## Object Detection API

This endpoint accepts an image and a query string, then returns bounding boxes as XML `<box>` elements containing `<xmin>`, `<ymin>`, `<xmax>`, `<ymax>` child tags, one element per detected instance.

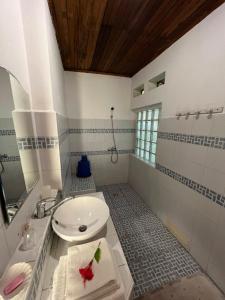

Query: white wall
<box><xmin>0</xmin><ymin>0</ymin><xmax>66</xmax><ymax>273</ymax></box>
<box><xmin>20</xmin><ymin>0</ymin><xmax>53</xmax><ymax>111</ymax></box>
<box><xmin>131</xmin><ymin>3</ymin><xmax>225</xmax><ymax>117</ymax></box>
<box><xmin>65</xmin><ymin>72</ymin><xmax>135</xmax><ymax>120</ymax></box>
<box><xmin>43</xmin><ymin>0</ymin><xmax>69</xmax><ymax>186</ymax></box>
<box><xmin>64</xmin><ymin>72</ymin><xmax>135</xmax><ymax>186</ymax></box>
<box><xmin>44</xmin><ymin>0</ymin><xmax>66</xmax><ymax>116</ymax></box>
<box><xmin>20</xmin><ymin>0</ymin><xmax>68</xmax><ymax>189</ymax></box>
<box><xmin>10</xmin><ymin>74</ymin><xmax>30</xmax><ymax>110</ymax></box>
<box><xmin>0</xmin><ymin>0</ymin><xmax>30</xmax><ymax>95</ymax></box>
<box><xmin>129</xmin><ymin>3</ymin><xmax>225</xmax><ymax>294</ymax></box>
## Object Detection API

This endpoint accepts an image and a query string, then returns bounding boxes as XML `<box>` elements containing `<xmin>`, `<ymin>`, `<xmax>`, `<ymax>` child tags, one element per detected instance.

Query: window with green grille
<box><xmin>135</xmin><ymin>106</ymin><xmax>160</xmax><ymax>166</ymax></box>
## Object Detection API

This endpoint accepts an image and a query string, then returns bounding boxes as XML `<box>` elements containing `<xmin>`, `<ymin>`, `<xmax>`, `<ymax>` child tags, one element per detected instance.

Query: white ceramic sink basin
<box><xmin>52</xmin><ymin>196</ymin><xmax>109</xmax><ymax>242</ymax></box>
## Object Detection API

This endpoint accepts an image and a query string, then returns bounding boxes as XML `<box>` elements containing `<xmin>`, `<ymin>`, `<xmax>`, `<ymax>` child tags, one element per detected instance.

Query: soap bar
<box><xmin>3</xmin><ymin>273</ymin><xmax>26</xmax><ymax>295</ymax></box>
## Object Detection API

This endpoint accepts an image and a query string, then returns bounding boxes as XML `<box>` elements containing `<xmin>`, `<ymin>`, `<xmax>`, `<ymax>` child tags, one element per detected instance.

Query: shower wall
<box><xmin>64</xmin><ymin>72</ymin><xmax>135</xmax><ymax>186</ymax></box>
<box><xmin>129</xmin><ymin>4</ymin><xmax>225</xmax><ymax>294</ymax></box>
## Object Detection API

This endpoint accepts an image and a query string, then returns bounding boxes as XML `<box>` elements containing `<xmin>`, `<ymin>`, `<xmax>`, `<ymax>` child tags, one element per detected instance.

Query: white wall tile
<box><xmin>175</xmin><ymin>159</ymin><xmax>205</xmax><ymax>183</ymax></box>
<box><xmin>19</xmin><ymin>150</ymin><xmax>39</xmax><ymax>172</ymax></box>
<box><xmin>115</xmin><ymin>133</ymin><xmax>135</xmax><ymax>150</ymax></box>
<box><xmin>190</xmin><ymin>213</ymin><xmax>217</xmax><ymax>270</ymax></box>
<box><xmin>191</xmin><ymin>115</ymin><xmax>213</xmax><ymax>136</ymax></box>
<box><xmin>34</xmin><ymin>112</ymin><xmax>58</xmax><ymax>136</ymax></box>
<box><xmin>189</xmin><ymin>192</ymin><xmax>221</xmax><ymax>224</ymax></box>
<box><xmin>173</xmin><ymin>118</ymin><xmax>193</xmax><ymax>134</ymax></box>
<box><xmin>156</xmin><ymin>139</ymin><xmax>176</xmax><ymax>169</ymax></box>
<box><xmin>176</xmin><ymin>143</ymin><xmax>208</xmax><ymax>166</ymax></box>
<box><xmin>210</xmin><ymin>113</ymin><xmax>225</xmax><ymax>137</ymax></box>
<box><xmin>202</xmin><ymin>166</ymin><xmax>225</xmax><ymax>195</ymax></box>
<box><xmin>129</xmin><ymin>153</ymin><xmax>225</xmax><ymax>290</ymax></box>
<box><xmin>207</xmin><ymin>218</ymin><xmax>225</xmax><ymax>293</ymax></box>
<box><xmin>12</xmin><ymin>111</ymin><xmax>34</xmax><ymax>137</ymax></box>
<box><xmin>42</xmin><ymin>170</ymin><xmax>62</xmax><ymax>190</ymax></box>
<box><xmin>205</xmin><ymin>147</ymin><xmax>225</xmax><ymax>175</ymax></box>
<box><xmin>38</xmin><ymin>148</ymin><xmax>61</xmax><ymax>171</ymax></box>
<box><xmin>91</xmin><ymin>154</ymin><xmax>129</xmax><ymax>186</ymax></box>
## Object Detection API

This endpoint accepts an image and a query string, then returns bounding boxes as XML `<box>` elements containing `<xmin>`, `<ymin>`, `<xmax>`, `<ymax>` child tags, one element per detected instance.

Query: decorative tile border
<box><xmin>156</xmin><ymin>163</ymin><xmax>225</xmax><ymax>208</ymax></box>
<box><xmin>158</xmin><ymin>132</ymin><xmax>225</xmax><ymax>150</ymax></box>
<box><xmin>0</xmin><ymin>129</ymin><xmax>16</xmax><ymax>136</ymax></box>
<box><xmin>17</xmin><ymin>137</ymin><xmax>59</xmax><ymax>150</ymax></box>
<box><xmin>25</xmin><ymin>224</ymin><xmax>52</xmax><ymax>300</ymax></box>
<box><xmin>69</xmin><ymin>128</ymin><xmax>136</xmax><ymax>134</ymax></box>
<box><xmin>71</xmin><ymin>149</ymin><xmax>134</xmax><ymax>156</ymax></box>
<box><xmin>59</xmin><ymin>129</ymin><xmax>69</xmax><ymax>145</ymax></box>
<box><xmin>1</xmin><ymin>155</ymin><xmax>20</xmax><ymax>162</ymax></box>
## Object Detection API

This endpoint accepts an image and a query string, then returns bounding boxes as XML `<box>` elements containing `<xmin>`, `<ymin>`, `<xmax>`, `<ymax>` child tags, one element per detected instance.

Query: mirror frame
<box><xmin>0</xmin><ymin>176</ymin><xmax>9</xmax><ymax>224</ymax></box>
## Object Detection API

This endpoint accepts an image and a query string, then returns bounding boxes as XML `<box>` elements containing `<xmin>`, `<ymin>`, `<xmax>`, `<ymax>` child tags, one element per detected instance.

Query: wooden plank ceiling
<box><xmin>48</xmin><ymin>0</ymin><xmax>225</xmax><ymax>77</ymax></box>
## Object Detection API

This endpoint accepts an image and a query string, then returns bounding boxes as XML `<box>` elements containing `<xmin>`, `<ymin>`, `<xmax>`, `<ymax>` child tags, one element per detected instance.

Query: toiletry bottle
<box><xmin>20</xmin><ymin>222</ymin><xmax>36</xmax><ymax>251</ymax></box>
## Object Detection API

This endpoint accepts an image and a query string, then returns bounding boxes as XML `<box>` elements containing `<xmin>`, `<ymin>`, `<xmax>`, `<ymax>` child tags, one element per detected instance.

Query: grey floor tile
<box><xmin>98</xmin><ymin>183</ymin><xmax>201</xmax><ymax>298</ymax></box>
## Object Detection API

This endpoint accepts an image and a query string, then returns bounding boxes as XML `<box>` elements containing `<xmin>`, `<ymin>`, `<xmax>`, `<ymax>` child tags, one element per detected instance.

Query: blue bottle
<box><xmin>76</xmin><ymin>155</ymin><xmax>91</xmax><ymax>178</ymax></box>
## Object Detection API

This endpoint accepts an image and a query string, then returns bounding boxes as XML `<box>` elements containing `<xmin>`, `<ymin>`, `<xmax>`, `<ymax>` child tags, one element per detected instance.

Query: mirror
<box><xmin>0</xmin><ymin>67</ymin><xmax>39</xmax><ymax>223</ymax></box>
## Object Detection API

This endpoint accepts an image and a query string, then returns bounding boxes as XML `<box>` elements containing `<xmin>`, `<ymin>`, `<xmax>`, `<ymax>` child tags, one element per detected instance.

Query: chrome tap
<box><xmin>107</xmin><ymin>146</ymin><xmax>116</xmax><ymax>152</ymax></box>
<box><xmin>36</xmin><ymin>197</ymin><xmax>55</xmax><ymax>219</ymax></box>
<box><xmin>36</xmin><ymin>196</ymin><xmax>73</xmax><ymax>219</ymax></box>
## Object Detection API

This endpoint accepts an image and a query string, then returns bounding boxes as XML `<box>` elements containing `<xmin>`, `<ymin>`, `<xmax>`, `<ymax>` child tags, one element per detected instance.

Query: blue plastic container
<box><xmin>76</xmin><ymin>155</ymin><xmax>91</xmax><ymax>178</ymax></box>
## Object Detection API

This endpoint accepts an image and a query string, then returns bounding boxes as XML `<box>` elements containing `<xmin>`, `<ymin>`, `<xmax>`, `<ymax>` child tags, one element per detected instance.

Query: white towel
<box><xmin>103</xmin><ymin>283</ymin><xmax>125</xmax><ymax>300</ymax></box>
<box><xmin>52</xmin><ymin>255</ymin><xmax>67</xmax><ymax>300</ymax></box>
<box><xmin>51</xmin><ymin>244</ymin><xmax>125</xmax><ymax>300</ymax></box>
<box><xmin>97</xmin><ymin>259</ymin><xmax>125</xmax><ymax>300</ymax></box>
<box><xmin>66</xmin><ymin>238</ymin><xmax>120</xmax><ymax>300</ymax></box>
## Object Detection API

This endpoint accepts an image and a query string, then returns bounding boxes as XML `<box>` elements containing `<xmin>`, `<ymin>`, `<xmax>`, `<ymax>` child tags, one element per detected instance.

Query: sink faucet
<box><xmin>36</xmin><ymin>196</ymin><xmax>73</xmax><ymax>219</ymax></box>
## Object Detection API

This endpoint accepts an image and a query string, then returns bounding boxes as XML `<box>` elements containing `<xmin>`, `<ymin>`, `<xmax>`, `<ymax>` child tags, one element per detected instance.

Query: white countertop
<box><xmin>40</xmin><ymin>192</ymin><xmax>134</xmax><ymax>300</ymax></box>
<box><xmin>1</xmin><ymin>215</ymin><xmax>52</xmax><ymax>300</ymax></box>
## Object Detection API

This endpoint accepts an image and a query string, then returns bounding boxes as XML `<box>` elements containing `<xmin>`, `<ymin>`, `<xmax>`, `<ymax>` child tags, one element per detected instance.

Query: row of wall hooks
<box><xmin>176</xmin><ymin>107</ymin><xmax>224</xmax><ymax>120</ymax></box>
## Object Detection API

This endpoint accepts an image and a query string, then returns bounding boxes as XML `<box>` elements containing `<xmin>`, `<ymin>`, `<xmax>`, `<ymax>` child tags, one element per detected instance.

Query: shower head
<box><xmin>110</xmin><ymin>107</ymin><xmax>114</xmax><ymax>118</ymax></box>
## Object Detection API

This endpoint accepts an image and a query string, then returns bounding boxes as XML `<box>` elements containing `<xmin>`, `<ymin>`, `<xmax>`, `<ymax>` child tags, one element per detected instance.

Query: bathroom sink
<box><xmin>52</xmin><ymin>196</ymin><xmax>110</xmax><ymax>242</ymax></box>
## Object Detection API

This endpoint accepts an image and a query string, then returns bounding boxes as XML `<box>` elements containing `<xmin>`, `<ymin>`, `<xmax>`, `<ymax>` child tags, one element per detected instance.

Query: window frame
<box><xmin>135</xmin><ymin>105</ymin><xmax>161</xmax><ymax>167</ymax></box>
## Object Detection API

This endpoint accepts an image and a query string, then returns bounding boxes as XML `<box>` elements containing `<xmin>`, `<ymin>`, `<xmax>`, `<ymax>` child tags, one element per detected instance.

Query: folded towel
<box><xmin>66</xmin><ymin>238</ymin><xmax>120</xmax><ymax>300</ymax></box>
<box><xmin>51</xmin><ymin>242</ymin><xmax>125</xmax><ymax>300</ymax></box>
<box><xmin>98</xmin><ymin>258</ymin><xmax>125</xmax><ymax>300</ymax></box>
<box><xmin>103</xmin><ymin>281</ymin><xmax>125</xmax><ymax>300</ymax></box>
<box><xmin>52</xmin><ymin>255</ymin><xmax>67</xmax><ymax>300</ymax></box>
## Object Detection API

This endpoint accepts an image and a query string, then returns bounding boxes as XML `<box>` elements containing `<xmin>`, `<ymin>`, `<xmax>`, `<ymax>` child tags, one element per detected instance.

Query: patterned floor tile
<box><xmin>97</xmin><ymin>183</ymin><xmax>201</xmax><ymax>298</ymax></box>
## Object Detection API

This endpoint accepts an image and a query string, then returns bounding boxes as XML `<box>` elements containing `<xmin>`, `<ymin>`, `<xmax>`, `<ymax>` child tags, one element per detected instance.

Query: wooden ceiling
<box><xmin>48</xmin><ymin>0</ymin><xmax>225</xmax><ymax>77</ymax></box>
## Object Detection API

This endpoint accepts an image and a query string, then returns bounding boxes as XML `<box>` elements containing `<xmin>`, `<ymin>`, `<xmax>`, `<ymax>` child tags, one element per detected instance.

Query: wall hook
<box><xmin>207</xmin><ymin>109</ymin><xmax>213</xmax><ymax>119</ymax></box>
<box><xmin>195</xmin><ymin>111</ymin><xmax>200</xmax><ymax>119</ymax></box>
<box><xmin>176</xmin><ymin>113</ymin><xmax>181</xmax><ymax>120</ymax></box>
<box><xmin>185</xmin><ymin>112</ymin><xmax>190</xmax><ymax>120</ymax></box>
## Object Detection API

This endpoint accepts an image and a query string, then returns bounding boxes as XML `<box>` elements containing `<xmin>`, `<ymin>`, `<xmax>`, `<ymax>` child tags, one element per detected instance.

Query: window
<box><xmin>135</xmin><ymin>106</ymin><xmax>160</xmax><ymax>166</ymax></box>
